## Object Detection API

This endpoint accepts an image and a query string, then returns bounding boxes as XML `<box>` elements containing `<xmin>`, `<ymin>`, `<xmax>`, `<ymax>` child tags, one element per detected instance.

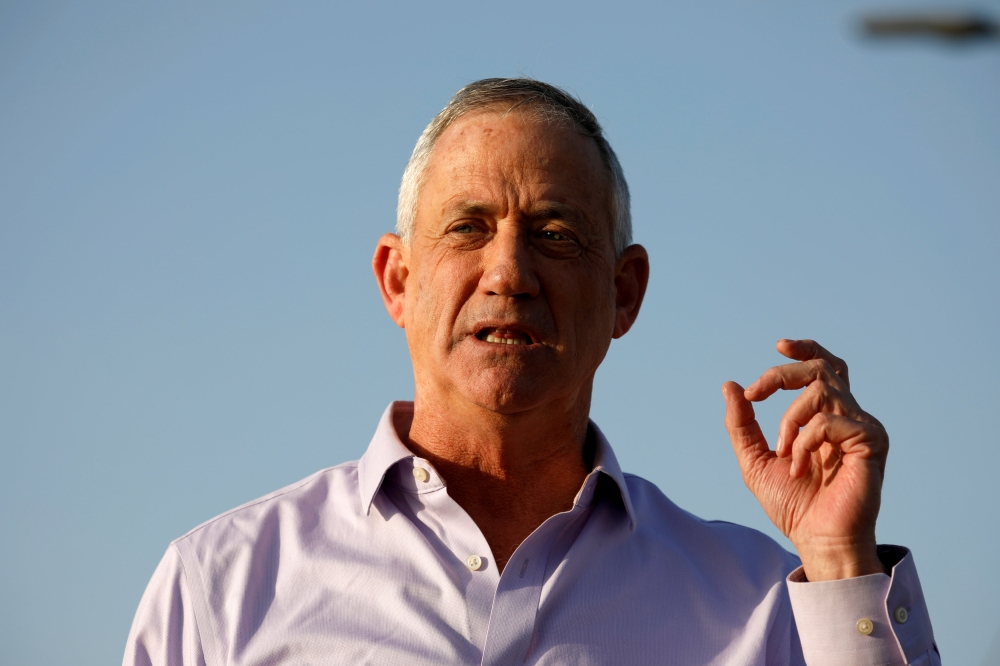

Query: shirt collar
<box><xmin>358</xmin><ymin>401</ymin><xmax>637</xmax><ymax>530</ymax></box>
<box><xmin>587</xmin><ymin>420</ymin><xmax>638</xmax><ymax>530</ymax></box>
<box><xmin>358</xmin><ymin>402</ymin><xmax>416</xmax><ymax>515</ymax></box>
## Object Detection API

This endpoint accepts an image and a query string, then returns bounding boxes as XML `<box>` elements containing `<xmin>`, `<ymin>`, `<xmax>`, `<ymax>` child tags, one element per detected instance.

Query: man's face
<box><xmin>399</xmin><ymin>110</ymin><xmax>625</xmax><ymax>414</ymax></box>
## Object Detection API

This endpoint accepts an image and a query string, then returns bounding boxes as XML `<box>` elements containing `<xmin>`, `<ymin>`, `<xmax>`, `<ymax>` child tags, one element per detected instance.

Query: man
<box><xmin>124</xmin><ymin>79</ymin><xmax>939</xmax><ymax>665</ymax></box>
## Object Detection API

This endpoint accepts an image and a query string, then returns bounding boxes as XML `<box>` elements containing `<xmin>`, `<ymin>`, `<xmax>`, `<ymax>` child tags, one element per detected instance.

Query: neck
<box><xmin>405</xmin><ymin>387</ymin><xmax>594</xmax><ymax>573</ymax></box>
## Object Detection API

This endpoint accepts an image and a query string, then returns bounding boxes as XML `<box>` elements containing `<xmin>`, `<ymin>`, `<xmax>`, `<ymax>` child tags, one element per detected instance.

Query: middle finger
<box><xmin>776</xmin><ymin>379</ymin><xmax>861</xmax><ymax>457</ymax></box>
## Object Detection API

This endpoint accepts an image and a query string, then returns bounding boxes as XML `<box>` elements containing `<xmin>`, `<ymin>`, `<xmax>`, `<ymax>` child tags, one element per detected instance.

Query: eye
<box><xmin>540</xmin><ymin>229</ymin><xmax>573</xmax><ymax>242</ymax></box>
<box><xmin>533</xmin><ymin>225</ymin><xmax>583</xmax><ymax>258</ymax></box>
<box><xmin>452</xmin><ymin>224</ymin><xmax>475</xmax><ymax>234</ymax></box>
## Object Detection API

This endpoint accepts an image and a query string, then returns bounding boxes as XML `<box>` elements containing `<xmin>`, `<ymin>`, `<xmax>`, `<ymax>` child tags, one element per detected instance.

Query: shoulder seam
<box><xmin>172</xmin><ymin>463</ymin><xmax>359</xmax><ymax>543</ymax></box>
<box><xmin>171</xmin><ymin>542</ymin><xmax>221</xmax><ymax>666</ymax></box>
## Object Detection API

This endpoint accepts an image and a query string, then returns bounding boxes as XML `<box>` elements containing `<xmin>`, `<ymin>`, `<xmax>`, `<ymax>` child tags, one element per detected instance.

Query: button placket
<box><xmin>480</xmin><ymin>545</ymin><xmax>547</xmax><ymax>665</ymax></box>
<box><xmin>392</xmin><ymin>459</ymin><xmax>499</xmax><ymax>649</ymax></box>
<box><xmin>413</xmin><ymin>471</ymin><xmax>495</xmax><ymax>575</ymax></box>
<box><xmin>480</xmin><ymin>500</ymin><xmax>592</xmax><ymax>666</ymax></box>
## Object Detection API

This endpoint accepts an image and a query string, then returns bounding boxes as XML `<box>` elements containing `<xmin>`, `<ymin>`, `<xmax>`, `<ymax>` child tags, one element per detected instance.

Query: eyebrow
<box><xmin>446</xmin><ymin>200</ymin><xmax>584</xmax><ymax>224</ymax></box>
<box><xmin>447</xmin><ymin>201</ymin><xmax>498</xmax><ymax>219</ymax></box>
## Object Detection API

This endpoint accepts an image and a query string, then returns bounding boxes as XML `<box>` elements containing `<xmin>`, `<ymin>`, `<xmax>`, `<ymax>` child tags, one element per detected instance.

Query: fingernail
<box><xmin>776</xmin><ymin>436</ymin><xmax>783</xmax><ymax>454</ymax></box>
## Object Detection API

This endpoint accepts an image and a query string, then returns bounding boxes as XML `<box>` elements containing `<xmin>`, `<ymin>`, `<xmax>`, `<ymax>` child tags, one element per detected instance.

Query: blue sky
<box><xmin>1</xmin><ymin>2</ymin><xmax>998</xmax><ymax>664</ymax></box>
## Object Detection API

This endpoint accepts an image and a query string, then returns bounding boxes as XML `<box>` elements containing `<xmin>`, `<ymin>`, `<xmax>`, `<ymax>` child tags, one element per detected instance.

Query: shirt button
<box><xmin>894</xmin><ymin>606</ymin><xmax>908</xmax><ymax>624</ymax></box>
<box><xmin>466</xmin><ymin>554</ymin><xmax>483</xmax><ymax>571</ymax></box>
<box><xmin>412</xmin><ymin>467</ymin><xmax>429</xmax><ymax>483</ymax></box>
<box><xmin>856</xmin><ymin>618</ymin><xmax>874</xmax><ymax>636</ymax></box>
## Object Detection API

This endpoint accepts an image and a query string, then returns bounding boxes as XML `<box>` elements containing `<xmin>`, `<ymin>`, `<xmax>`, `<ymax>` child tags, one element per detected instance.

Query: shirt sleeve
<box><xmin>786</xmin><ymin>546</ymin><xmax>940</xmax><ymax>666</ymax></box>
<box><xmin>123</xmin><ymin>544</ymin><xmax>208</xmax><ymax>666</ymax></box>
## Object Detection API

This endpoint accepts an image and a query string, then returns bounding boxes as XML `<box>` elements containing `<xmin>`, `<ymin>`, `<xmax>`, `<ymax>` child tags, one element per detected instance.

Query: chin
<box><xmin>462</xmin><ymin>367</ymin><xmax>564</xmax><ymax>414</ymax></box>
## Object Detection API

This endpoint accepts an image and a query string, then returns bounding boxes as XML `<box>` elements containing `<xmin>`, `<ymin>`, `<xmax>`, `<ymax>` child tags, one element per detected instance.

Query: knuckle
<box><xmin>807</xmin><ymin>378</ymin><xmax>828</xmax><ymax>395</ymax></box>
<box><xmin>869</xmin><ymin>420</ymin><xmax>889</xmax><ymax>443</ymax></box>
<box><xmin>801</xmin><ymin>359</ymin><xmax>822</xmax><ymax>380</ymax></box>
<box><xmin>801</xmin><ymin>381</ymin><xmax>826</xmax><ymax>410</ymax></box>
<box><xmin>835</xmin><ymin>356</ymin><xmax>849</xmax><ymax>374</ymax></box>
<box><xmin>813</xmin><ymin>412</ymin><xmax>834</xmax><ymax>428</ymax></box>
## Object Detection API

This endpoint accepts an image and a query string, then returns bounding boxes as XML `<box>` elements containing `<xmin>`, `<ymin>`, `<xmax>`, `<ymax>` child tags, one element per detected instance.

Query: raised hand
<box><xmin>722</xmin><ymin>339</ymin><xmax>889</xmax><ymax>581</ymax></box>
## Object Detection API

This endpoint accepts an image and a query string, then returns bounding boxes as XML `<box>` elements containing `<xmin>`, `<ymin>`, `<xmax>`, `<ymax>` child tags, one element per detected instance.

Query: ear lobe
<box><xmin>612</xmin><ymin>244</ymin><xmax>650</xmax><ymax>339</ymax></box>
<box><xmin>373</xmin><ymin>233</ymin><xmax>408</xmax><ymax>328</ymax></box>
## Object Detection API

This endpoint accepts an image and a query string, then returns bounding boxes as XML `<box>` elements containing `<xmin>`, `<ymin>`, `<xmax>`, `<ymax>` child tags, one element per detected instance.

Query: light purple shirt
<box><xmin>124</xmin><ymin>402</ymin><xmax>939</xmax><ymax>665</ymax></box>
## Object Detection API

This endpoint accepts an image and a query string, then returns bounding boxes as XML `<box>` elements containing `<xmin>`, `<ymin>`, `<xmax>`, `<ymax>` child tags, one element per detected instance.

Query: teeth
<box><xmin>485</xmin><ymin>333</ymin><xmax>528</xmax><ymax>345</ymax></box>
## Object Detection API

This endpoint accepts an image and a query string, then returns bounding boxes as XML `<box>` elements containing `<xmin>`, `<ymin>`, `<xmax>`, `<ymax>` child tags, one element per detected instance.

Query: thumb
<box><xmin>722</xmin><ymin>381</ymin><xmax>771</xmax><ymax>483</ymax></box>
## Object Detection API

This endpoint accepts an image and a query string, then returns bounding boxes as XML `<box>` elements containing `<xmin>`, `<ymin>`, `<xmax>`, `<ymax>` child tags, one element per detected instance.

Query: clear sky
<box><xmin>1</xmin><ymin>1</ymin><xmax>998</xmax><ymax>664</ymax></box>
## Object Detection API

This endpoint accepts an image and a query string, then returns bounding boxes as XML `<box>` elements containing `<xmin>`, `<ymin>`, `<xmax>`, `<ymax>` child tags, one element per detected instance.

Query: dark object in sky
<box><xmin>861</xmin><ymin>13</ymin><xmax>998</xmax><ymax>42</ymax></box>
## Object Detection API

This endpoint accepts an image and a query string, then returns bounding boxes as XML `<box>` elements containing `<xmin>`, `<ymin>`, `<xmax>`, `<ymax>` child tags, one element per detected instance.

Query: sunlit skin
<box><xmin>374</xmin><ymin>109</ymin><xmax>888</xmax><ymax>580</ymax></box>
<box><xmin>723</xmin><ymin>340</ymin><xmax>888</xmax><ymax>580</ymax></box>
<box><xmin>374</xmin><ymin>110</ymin><xmax>648</xmax><ymax>571</ymax></box>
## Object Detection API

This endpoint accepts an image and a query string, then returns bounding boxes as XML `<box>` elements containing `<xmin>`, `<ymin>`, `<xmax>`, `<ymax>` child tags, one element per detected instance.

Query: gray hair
<box><xmin>396</xmin><ymin>78</ymin><xmax>632</xmax><ymax>257</ymax></box>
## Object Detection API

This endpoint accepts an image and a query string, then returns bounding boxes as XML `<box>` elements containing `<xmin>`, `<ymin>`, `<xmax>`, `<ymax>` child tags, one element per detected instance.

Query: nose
<box><xmin>480</xmin><ymin>227</ymin><xmax>540</xmax><ymax>298</ymax></box>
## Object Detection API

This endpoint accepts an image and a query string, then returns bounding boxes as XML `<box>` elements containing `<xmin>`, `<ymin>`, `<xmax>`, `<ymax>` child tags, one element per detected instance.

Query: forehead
<box><xmin>420</xmin><ymin>109</ymin><xmax>608</xmax><ymax>213</ymax></box>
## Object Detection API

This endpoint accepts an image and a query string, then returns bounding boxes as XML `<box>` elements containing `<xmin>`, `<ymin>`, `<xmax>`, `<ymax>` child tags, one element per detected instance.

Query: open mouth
<box><xmin>476</xmin><ymin>327</ymin><xmax>534</xmax><ymax>346</ymax></box>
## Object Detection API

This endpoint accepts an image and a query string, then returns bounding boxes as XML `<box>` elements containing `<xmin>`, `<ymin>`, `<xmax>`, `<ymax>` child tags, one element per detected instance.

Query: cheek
<box><xmin>550</xmin><ymin>273</ymin><xmax>614</xmax><ymax>337</ymax></box>
<box><xmin>576</xmin><ymin>279</ymin><xmax>618</xmax><ymax>341</ymax></box>
<box><xmin>408</xmin><ymin>254</ymin><xmax>480</xmax><ymax>339</ymax></box>
<box><xmin>586</xmin><ymin>302</ymin><xmax>616</xmax><ymax>337</ymax></box>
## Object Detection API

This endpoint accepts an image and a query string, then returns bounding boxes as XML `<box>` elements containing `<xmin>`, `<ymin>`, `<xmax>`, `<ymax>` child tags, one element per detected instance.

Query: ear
<box><xmin>612</xmin><ymin>244</ymin><xmax>649</xmax><ymax>339</ymax></box>
<box><xmin>372</xmin><ymin>233</ymin><xmax>408</xmax><ymax>328</ymax></box>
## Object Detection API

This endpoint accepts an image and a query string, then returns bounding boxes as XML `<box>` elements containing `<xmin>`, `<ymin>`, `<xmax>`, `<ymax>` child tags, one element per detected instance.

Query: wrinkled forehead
<box><xmin>420</xmin><ymin>108</ymin><xmax>612</xmax><ymax>218</ymax></box>
<box><xmin>433</xmin><ymin>105</ymin><xmax>599</xmax><ymax>162</ymax></box>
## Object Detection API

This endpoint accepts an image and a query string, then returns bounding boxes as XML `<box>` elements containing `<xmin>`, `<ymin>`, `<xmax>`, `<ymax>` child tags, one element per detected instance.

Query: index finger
<box><xmin>776</xmin><ymin>339</ymin><xmax>850</xmax><ymax>388</ymax></box>
<box><xmin>745</xmin><ymin>358</ymin><xmax>849</xmax><ymax>402</ymax></box>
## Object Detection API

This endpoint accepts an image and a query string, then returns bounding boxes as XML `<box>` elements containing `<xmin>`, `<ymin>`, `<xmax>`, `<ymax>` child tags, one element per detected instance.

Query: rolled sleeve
<box><xmin>787</xmin><ymin>546</ymin><xmax>939</xmax><ymax>666</ymax></box>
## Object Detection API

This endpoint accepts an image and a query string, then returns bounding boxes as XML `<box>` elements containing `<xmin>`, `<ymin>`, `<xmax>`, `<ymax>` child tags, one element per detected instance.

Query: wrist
<box><xmin>795</xmin><ymin>538</ymin><xmax>886</xmax><ymax>582</ymax></box>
